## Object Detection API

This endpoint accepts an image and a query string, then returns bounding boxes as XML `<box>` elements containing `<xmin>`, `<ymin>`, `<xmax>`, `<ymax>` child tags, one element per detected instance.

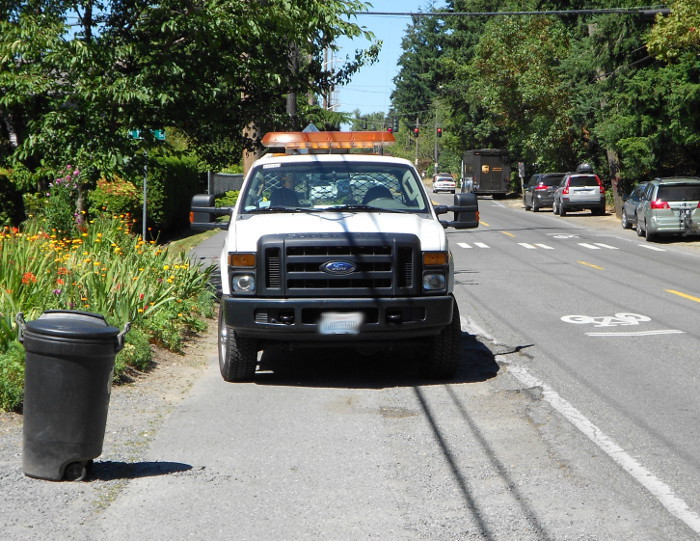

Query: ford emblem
<box><xmin>321</xmin><ymin>260</ymin><xmax>356</xmax><ymax>275</ymax></box>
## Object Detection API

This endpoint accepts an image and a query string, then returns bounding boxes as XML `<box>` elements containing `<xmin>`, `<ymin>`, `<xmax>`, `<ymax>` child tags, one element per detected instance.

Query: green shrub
<box><xmin>216</xmin><ymin>190</ymin><xmax>239</xmax><ymax>208</ymax></box>
<box><xmin>147</xmin><ymin>154</ymin><xmax>203</xmax><ymax>235</ymax></box>
<box><xmin>88</xmin><ymin>176</ymin><xmax>142</xmax><ymax>219</ymax></box>
<box><xmin>114</xmin><ymin>326</ymin><xmax>152</xmax><ymax>380</ymax></box>
<box><xmin>0</xmin><ymin>169</ymin><xmax>25</xmax><ymax>226</ymax></box>
<box><xmin>41</xmin><ymin>165</ymin><xmax>82</xmax><ymax>237</ymax></box>
<box><xmin>0</xmin><ymin>342</ymin><xmax>25</xmax><ymax>412</ymax></box>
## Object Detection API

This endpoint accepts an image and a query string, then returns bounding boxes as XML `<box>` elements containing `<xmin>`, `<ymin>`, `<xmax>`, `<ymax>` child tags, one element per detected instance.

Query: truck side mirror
<box><xmin>434</xmin><ymin>192</ymin><xmax>479</xmax><ymax>229</ymax></box>
<box><xmin>189</xmin><ymin>194</ymin><xmax>232</xmax><ymax>231</ymax></box>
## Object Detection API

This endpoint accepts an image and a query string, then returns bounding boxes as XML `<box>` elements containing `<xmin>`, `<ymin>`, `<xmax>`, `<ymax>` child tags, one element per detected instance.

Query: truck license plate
<box><xmin>319</xmin><ymin>312</ymin><xmax>364</xmax><ymax>335</ymax></box>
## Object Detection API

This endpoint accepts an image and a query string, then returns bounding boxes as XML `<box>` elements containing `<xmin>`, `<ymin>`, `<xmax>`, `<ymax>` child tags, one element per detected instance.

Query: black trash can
<box><xmin>17</xmin><ymin>310</ymin><xmax>130</xmax><ymax>481</ymax></box>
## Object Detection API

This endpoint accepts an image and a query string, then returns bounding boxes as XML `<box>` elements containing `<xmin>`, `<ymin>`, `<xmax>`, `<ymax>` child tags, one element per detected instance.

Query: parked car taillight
<box><xmin>650</xmin><ymin>200</ymin><xmax>670</xmax><ymax>209</ymax></box>
<box><xmin>535</xmin><ymin>184</ymin><xmax>548</xmax><ymax>190</ymax></box>
<box><xmin>562</xmin><ymin>186</ymin><xmax>569</xmax><ymax>195</ymax></box>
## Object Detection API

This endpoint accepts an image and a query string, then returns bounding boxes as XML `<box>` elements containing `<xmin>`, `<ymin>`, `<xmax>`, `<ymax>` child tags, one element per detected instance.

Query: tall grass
<box><xmin>0</xmin><ymin>214</ymin><xmax>216</xmax><ymax>411</ymax></box>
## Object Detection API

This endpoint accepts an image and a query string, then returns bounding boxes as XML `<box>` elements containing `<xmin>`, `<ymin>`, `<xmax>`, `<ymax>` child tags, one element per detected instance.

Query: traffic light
<box><xmin>392</xmin><ymin>117</ymin><xmax>399</xmax><ymax>133</ymax></box>
<box><xmin>413</xmin><ymin>127</ymin><xmax>420</xmax><ymax>138</ymax></box>
<box><xmin>436</xmin><ymin>127</ymin><xmax>443</xmax><ymax>137</ymax></box>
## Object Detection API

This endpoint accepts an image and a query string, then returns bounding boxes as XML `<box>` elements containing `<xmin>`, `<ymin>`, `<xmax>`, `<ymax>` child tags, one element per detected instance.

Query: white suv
<box><xmin>191</xmin><ymin>131</ymin><xmax>479</xmax><ymax>382</ymax></box>
<box><xmin>432</xmin><ymin>173</ymin><xmax>456</xmax><ymax>194</ymax></box>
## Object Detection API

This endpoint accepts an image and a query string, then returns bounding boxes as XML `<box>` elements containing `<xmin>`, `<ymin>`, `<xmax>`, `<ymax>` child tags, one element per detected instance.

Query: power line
<box><xmin>357</xmin><ymin>7</ymin><xmax>670</xmax><ymax>17</ymax></box>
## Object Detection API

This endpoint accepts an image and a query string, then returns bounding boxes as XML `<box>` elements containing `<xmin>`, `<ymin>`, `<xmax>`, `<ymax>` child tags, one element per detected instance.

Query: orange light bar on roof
<box><xmin>261</xmin><ymin>131</ymin><xmax>395</xmax><ymax>150</ymax></box>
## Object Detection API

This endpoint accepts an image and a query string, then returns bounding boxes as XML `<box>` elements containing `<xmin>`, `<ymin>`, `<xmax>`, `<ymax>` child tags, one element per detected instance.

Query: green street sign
<box><xmin>128</xmin><ymin>129</ymin><xmax>166</xmax><ymax>140</ymax></box>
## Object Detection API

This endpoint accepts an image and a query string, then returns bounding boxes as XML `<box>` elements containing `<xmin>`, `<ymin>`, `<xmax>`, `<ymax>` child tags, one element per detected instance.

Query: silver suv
<box><xmin>553</xmin><ymin>171</ymin><xmax>606</xmax><ymax>216</ymax></box>
<box><xmin>634</xmin><ymin>177</ymin><xmax>700</xmax><ymax>241</ymax></box>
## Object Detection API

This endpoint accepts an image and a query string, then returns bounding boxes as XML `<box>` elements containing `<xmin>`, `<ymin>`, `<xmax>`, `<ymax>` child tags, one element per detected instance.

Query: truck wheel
<box><xmin>218</xmin><ymin>308</ymin><xmax>257</xmax><ymax>382</ymax></box>
<box><xmin>421</xmin><ymin>299</ymin><xmax>461</xmax><ymax>380</ymax></box>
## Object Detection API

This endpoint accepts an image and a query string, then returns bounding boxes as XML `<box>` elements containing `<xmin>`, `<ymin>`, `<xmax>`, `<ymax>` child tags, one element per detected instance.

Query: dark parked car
<box><xmin>553</xmin><ymin>171</ymin><xmax>606</xmax><ymax>216</ymax></box>
<box><xmin>621</xmin><ymin>183</ymin><xmax>648</xmax><ymax>230</ymax></box>
<box><xmin>523</xmin><ymin>173</ymin><xmax>565</xmax><ymax>212</ymax></box>
<box><xmin>634</xmin><ymin>177</ymin><xmax>700</xmax><ymax>241</ymax></box>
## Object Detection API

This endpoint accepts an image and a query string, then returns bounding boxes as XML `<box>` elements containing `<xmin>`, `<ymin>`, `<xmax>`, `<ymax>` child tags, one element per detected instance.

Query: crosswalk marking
<box><xmin>457</xmin><ymin>242</ymin><xmax>490</xmax><ymax>249</ymax></box>
<box><xmin>518</xmin><ymin>243</ymin><xmax>554</xmax><ymax>250</ymax></box>
<box><xmin>455</xmin><ymin>240</ymin><xmax>665</xmax><ymax>253</ymax></box>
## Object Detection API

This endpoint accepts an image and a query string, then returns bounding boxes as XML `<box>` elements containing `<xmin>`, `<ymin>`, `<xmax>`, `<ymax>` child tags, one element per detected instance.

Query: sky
<box><xmin>334</xmin><ymin>1</ymin><xmax>436</xmax><ymax>118</ymax></box>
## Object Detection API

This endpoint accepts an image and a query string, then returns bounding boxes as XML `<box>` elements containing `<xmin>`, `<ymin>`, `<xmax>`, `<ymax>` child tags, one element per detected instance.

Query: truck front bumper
<box><xmin>221</xmin><ymin>295</ymin><xmax>454</xmax><ymax>344</ymax></box>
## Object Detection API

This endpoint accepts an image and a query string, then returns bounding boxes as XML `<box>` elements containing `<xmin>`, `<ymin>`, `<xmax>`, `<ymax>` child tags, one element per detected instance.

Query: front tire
<box><xmin>559</xmin><ymin>203</ymin><xmax>567</xmax><ymax>216</ymax></box>
<box><xmin>421</xmin><ymin>299</ymin><xmax>461</xmax><ymax>380</ymax></box>
<box><xmin>621</xmin><ymin>209</ymin><xmax>631</xmax><ymax>229</ymax></box>
<box><xmin>218</xmin><ymin>307</ymin><xmax>258</xmax><ymax>382</ymax></box>
<box><xmin>636</xmin><ymin>218</ymin><xmax>645</xmax><ymax>237</ymax></box>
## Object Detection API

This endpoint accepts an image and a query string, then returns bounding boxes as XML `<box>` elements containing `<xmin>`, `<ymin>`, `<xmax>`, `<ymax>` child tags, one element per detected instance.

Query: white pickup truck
<box><xmin>190</xmin><ymin>130</ymin><xmax>479</xmax><ymax>381</ymax></box>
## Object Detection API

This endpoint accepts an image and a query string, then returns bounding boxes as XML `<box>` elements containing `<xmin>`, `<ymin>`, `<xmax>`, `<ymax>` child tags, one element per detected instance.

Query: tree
<box><xmin>0</xmin><ymin>0</ymin><xmax>379</xmax><ymax>185</ymax></box>
<box><xmin>646</xmin><ymin>0</ymin><xmax>700</xmax><ymax>61</ymax></box>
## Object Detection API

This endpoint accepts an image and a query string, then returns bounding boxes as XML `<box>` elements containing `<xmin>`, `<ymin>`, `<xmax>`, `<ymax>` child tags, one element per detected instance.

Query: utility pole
<box><xmin>433</xmin><ymin>109</ymin><xmax>439</xmax><ymax>176</ymax></box>
<box><xmin>414</xmin><ymin>117</ymin><xmax>419</xmax><ymax>167</ymax></box>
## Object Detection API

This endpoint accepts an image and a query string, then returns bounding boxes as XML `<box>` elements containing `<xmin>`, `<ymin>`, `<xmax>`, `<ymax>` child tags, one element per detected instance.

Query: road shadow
<box><xmin>252</xmin><ymin>331</ymin><xmax>499</xmax><ymax>390</ymax></box>
<box><xmin>88</xmin><ymin>460</ymin><xmax>192</xmax><ymax>481</ymax></box>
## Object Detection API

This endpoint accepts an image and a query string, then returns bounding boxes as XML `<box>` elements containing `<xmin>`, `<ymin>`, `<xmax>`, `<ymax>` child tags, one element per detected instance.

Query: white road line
<box><xmin>507</xmin><ymin>363</ymin><xmax>700</xmax><ymax>535</ymax></box>
<box><xmin>518</xmin><ymin>243</ymin><xmax>537</xmax><ymax>250</ymax></box>
<box><xmin>586</xmin><ymin>329</ymin><xmax>685</xmax><ymax>337</ymax></box>
<box><xmin>457</xmin><ymin>242</ymin><xmax>490</xmax><ymax>249</ymax></box>
<box><xmin>593</xmin><ymin>243</ymin><xmax>619</xmax><ymax>250</ymax></box>
<box><xmin>578</xmin><ymin>243</ymin><xmax>601</xmax><ymax>249</ymax></box>
<box><xmin>639</xmin><ymin>244</ymin><xmax>666</xmax><ymax>252</ymax></box>
<box><xmin>535</xmin><ymin>243</ymin><xmax>554</xmax><ymax>250</ymax></box>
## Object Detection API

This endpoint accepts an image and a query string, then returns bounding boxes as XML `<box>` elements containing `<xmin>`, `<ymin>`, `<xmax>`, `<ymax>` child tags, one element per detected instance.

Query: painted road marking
<box><xmin>578</xmin><ymin>243</ymin><xmax>601</xmax><ymax>249</ymax></box>
<box><xmin>593</xmin><ymin>243</ymin><xmax>619</xmax><ymax>249</ymax></box>
<box><xmin>518</xmin><ymin>243</ymin><xmax>554</xmax><ymax>250</ymax></box>
<box><xmin>457</xmin><ymin>242</ymin><xmax>490</xmax><ymax>249</ymax></box>
<box><xmin>666</xmin><ymin>289</ymin><xmax>700</xmax><ymax>303</ymax></box>
<box><xmin>639</xmin><ymin>244</ymin><xmax>666</xmax><ymax>251</ymax></box>
<box><xmin>506</xmin><ymin>363</ymin><xmax>700</xmax><ymax>535</ymax></box>
<box><xmin>501</xmin><ymin>231</ymin><xmax>515</xmax><ymax>238</ymax></box>
<box><xmin>562</xmin><ymin>313</ymin><xmax>650</xmax><ymax>327</ymax></box>
<box><xmin>587</xmin><ymin>329</ymin><xmax>685</xmax><ymax>337</ymax></box>
<box><xmin>561</xmin><ymin>312</ymin><xmax>684</xmax><ymax>336</ymax></box>
<box><xmin>462</xmin><ymin>315</ymin><xmax>700</xmax><ymax>535</ymax></box>
<box><xmin>577</xmin><ymin>260</ymin><xmax>604</xmax><ymax>270</ymax></box>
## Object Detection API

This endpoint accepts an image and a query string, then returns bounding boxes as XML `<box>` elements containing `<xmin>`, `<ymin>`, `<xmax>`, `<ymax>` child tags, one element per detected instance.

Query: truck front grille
<box><xmin>258</xmin><ymin>233</ymin><xmax>421</xmax><ymax>297</ymax></box>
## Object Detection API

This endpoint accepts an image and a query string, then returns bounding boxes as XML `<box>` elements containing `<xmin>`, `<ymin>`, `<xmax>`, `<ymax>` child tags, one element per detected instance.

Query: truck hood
<box><xmin>225</xmin><ymin>211</ymin><xmax>447</xmax><ymax>254</ymax></box>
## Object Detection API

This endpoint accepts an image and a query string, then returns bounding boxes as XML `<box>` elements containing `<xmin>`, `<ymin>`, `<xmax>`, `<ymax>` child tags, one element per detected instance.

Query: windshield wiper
<box><xmin>249</xmin><ymin>206</ymin><xmax>311</xmax><ymax>213</ymax></box>
<box><xmin>323</xmin><ymin>204</ymin><xmax>406</xmax><ymax>213</ymax></box>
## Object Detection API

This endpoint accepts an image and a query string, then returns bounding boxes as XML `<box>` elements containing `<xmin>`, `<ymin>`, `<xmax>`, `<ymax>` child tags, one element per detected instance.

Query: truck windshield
<box><xmin>240</xmin><ymin>161</ymin><xmax>430</xmax><ymax>213</ymax></box>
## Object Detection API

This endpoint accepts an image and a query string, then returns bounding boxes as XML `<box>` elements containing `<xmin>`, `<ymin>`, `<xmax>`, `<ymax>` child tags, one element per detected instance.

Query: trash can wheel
<box><xmin>64</xmin><ymin>460</ymin><xmax>93</xmax><ymax>481</ymax></box>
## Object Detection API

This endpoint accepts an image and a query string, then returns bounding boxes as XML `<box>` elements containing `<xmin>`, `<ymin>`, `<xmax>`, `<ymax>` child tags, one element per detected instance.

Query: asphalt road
<box><xmin>92</xmin><ymin>198</ymin><xmax>699</xmax><ymax>539</ymax></box>
<box><xmin>4</xmin><ymin>197</ymin><xmax>700</xmax><ymax>540</ymax></box>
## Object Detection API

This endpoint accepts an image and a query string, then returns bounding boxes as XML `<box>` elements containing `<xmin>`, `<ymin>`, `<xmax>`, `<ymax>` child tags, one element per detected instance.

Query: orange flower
<box><xmin>22</xmin><ymin>272</ymin><xmax>37</xmax><ymax>284</ymax></box>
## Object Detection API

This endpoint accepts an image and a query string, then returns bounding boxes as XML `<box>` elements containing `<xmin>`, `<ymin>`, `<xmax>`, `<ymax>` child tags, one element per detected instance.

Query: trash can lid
<box><xmin>25</xmin><ymin>310</ymin><xmax>120</xmax><ymax>339</ymax></box>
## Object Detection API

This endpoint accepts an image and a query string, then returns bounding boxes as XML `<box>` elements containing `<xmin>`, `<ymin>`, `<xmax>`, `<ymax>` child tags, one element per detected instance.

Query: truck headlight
<box><xmin>422</xmin><ymin>273</ymin><xmax>446</xmax><ymax>291</ymax></box>
<box><xmin>232</xmin><ymin>273</ymin><xmax>256</xmax><ymax>293</ymax></box>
